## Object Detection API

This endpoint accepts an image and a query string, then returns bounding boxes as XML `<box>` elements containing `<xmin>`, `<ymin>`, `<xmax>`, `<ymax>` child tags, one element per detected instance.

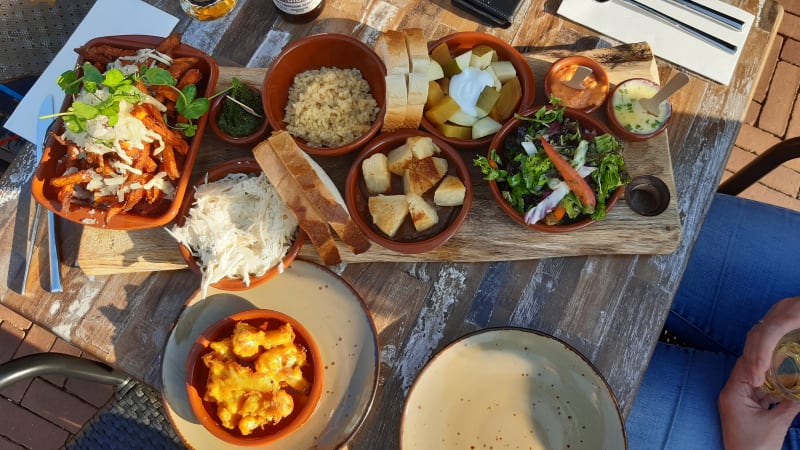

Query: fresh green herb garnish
<box><xmin>48</xmin><ymin>62</ymin><xmax>213</xmax><ymax>138</ymax></box>
<box><xmin>49</xmin><ymin>63</ymin><xmax>145</xmax><ymax>134</ymax></box>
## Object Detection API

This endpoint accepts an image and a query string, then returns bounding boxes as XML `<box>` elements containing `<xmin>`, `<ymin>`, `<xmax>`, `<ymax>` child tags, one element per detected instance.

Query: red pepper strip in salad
<box><xmin>539</xmin><ymin>136</ymin><xmax>596</xmax><ymax>211</ymax></box>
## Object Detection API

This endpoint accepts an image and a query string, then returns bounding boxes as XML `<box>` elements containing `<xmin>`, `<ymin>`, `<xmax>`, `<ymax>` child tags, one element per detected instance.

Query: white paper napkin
<box><xmin>4</xmin><ymin>0</ymin><xmax>179</xmax><ymax>144</ymax></box>
<box><xmin>557</xmin><ymin>0</ymin><xmax>754</xmax><ymax>85</ymax></box>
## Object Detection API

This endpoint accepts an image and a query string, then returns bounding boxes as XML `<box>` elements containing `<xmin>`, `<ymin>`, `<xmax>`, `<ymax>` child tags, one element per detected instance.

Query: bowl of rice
<box><xmin>169</xmin><ymin>158</ymin><xmax>304</xmax><ymax>296</ymax></box>
<box><xmin>262</xmin><ymin>33</ymin><xmax>386</xmax><ymax>156</ymax></box>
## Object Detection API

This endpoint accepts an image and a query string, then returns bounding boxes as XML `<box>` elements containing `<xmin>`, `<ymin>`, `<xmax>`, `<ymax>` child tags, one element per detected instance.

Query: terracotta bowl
<box><xmin>544</xmin><ymin>55</ymin><xmax>609</xmax><ymax>113</ymax></box>
<box><xmin>31</xmin><ymin>35</ymin><xmax>219</xmax><ymax>230</ymax></box>
<box><xmin>262</xmin><ymin>33</ymin><xmax>386</xmax><ymax>156</ymax></box>
<box><xmin>345</xmin><ymin>130</ymin><xmax>472</xmax><ymax>254</ymax></box>
<box><xmin>605</xmin><ymin>78</ymin><xmax>672</xmax><ymax>142</ymax></box>
<box><xmin>420</xmin><ymin>32</ymin><xmax>536</xmax><ymax>150</ymax></box>
<box><xmin>486</xmin><ymin>106</ymin><xmax>624</xmax><ymax>232</ymax></box>
<box><xmin>175</xmin><ymin>157</ymin><xmax>305</xmax><ymax>291</ymax></box>
<box><xmin>185</xmin><ymin>309</ymin><xmax>324</xmax><ymax>446</ymax></box>
<box><xmin>208</xmin><ymin>81</ymin><xmax>269</xmax><ymax>146</ymax></box>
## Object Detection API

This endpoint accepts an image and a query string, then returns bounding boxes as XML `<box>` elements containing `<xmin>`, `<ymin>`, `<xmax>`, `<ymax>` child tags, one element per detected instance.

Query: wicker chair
<box><xmin>0</xmin><ymin>353</ymin><xmax>185</xmax><ymax>449</ymax></box>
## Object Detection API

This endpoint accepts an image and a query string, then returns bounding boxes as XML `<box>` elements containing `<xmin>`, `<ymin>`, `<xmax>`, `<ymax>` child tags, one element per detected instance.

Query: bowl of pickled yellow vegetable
<box><xmin>420</xmin><ymin>32</ymin><xmax>535</xmax><ymax>149</ymax></box>
<box><xmin>185</xmin><ymin>309</ymin><xmax>323</xmax><ymax>445</ymax></box>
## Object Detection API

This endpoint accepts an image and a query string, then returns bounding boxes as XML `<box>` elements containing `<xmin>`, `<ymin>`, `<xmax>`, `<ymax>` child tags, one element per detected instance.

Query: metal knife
<box><xmin>22</xmin><ymin>95</ymin><xmax>63</xmax><ymax>294</ymax></box>
<box><xmin>668</xmin><ymin>0</ymin><xmax>745</xmax><ymax>31</ymax></box>
<box><xmin>610</xmin><ymin>0</ymin><xmax>738</xmax><ymax>54</ymax></box>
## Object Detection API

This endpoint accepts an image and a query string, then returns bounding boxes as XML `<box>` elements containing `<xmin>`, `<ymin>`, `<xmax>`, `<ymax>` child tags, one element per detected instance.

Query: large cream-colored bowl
<box><xmin>401</xmin><ymin>328</ymin><xmax>627</xmax><ymax>449</ymax></box>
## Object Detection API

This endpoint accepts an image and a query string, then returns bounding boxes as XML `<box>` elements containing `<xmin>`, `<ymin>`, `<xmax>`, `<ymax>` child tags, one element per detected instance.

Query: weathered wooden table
<box><xmin>0</xmin><ymin>0</ymin><xmax>783</xmax><ymax>448</ymax></box>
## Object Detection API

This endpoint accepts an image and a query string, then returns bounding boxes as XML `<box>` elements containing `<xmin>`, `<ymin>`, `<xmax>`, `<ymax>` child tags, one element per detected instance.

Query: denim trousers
<box><xmin>626</xmin><ymin>193</ymin><xmax>800</xmax><ymax>450</ymax></box>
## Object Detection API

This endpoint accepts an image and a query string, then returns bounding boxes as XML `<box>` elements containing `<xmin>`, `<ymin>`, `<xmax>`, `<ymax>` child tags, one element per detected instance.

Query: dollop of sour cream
<box><xmin>449</xmin><ymin>67</ymin><xmax>494</xmax><ymax>117</ymax></box>
<box><xmin>611</xmin><ymin>79</ymin><xmax>671</xmax><ymax>135</ymax></box>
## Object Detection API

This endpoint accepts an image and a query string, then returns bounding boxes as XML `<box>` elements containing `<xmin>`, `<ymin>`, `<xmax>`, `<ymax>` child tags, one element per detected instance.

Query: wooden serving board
<box><xmin>77</xmin><ymin>42</ymin><xmax>681</xmax><ymax>275</ymax></box>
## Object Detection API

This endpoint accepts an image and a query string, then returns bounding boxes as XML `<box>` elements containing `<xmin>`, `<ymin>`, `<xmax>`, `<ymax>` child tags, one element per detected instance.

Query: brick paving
<box><xmin>0</xmin><ymin>3</ymin><xmax>798</xmax><ymax>449</ymax></box>
<box><xmin>0</xmin><ymin>304</ymin><xmax>114</xmax><ymax>450</ymax></box>
<box><xmin>727</xmin><ymin>0</ymin><xmax>800</xmax><ymax>211</ymax></box>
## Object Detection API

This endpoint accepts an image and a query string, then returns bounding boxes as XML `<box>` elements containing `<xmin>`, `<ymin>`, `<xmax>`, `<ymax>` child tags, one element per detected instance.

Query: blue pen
<box><xmin>0</xmin><ymin>84</ymin><xmax>24</xmax><ymax>101</ymax></box>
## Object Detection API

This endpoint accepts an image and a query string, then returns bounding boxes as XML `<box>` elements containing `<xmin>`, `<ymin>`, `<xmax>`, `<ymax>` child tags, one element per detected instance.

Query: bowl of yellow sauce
<box><xmin>606</xmin><ymin>78</ymin><xmax>672</xmax><ymax>142</ymax></box>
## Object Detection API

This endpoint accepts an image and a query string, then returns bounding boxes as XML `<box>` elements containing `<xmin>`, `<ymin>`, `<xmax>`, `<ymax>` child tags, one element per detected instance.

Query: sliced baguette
<box><xmin>267</xmin><ymin>131</ymin><xmax>371</xmax><ymax>255</ymax></box>
<box><xmin>375</xmin><ymin>30</ymin><xmax>409</xmax><ymax>75</ymax></box>
<box><xmin>403</xmin><ymin>28</ymin><xmax>430</xmax><ymax>74</ymax></box>
<box><xmin>253</xmin><ymin>140</ymin><xmax>341</xmax><ymax>265</ymax></box>
<box><xmin>383</xmin><ymin>74</ymin><xmax>408</xmax><ymax>132</ymax></box>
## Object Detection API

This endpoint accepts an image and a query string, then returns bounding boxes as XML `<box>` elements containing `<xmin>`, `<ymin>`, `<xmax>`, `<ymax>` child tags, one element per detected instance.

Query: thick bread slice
<box><xmin>383</xmin><ymin>74</ymin><xmax>408</xmax><ymax>132</ymax></box>
<box><xmin>434</xmin><ymin>175</ymin><xmax>466</xmax><ymax>206</ymax></box>
<box><xmin>368</xmin><ymin>195</ymin><xmax>409</xmax><ymax>237</ymax></box>
<box><xmin>403</xmin><ymin>104</ymin><xmax>425</xmax><ymax>129</ymax></box>
<box><xmin>375</xmin><ymin>30</ymin><xmax>409</xmax><ymax>75</ymax></box>
<box><xmin>406</xmin><ymin>193</ymin><xmax>438</xmax><ymax>232</ymax></box>
<box><xmin>406</xmin><ymin>73</ymin><xmax>429</xmax><ymax>106</ymax></box>
<box><xmin>401</xmin><ymin>104</ymin><xmax>424</xmax><ymax>129</ymax></box>
<box><xmin>403</xmin><ymin>28</ymin><xmax>430</xmax><ymax>74</ymax></box>
<box><xmin>253</xmin><ymin>141</ymin><xmax>341</xmax><ymax>265</ymax></box>
<box><xmin>267</xmin><ymin>131</ymin><xmax>371</xmax><ymax>255</ymax></box>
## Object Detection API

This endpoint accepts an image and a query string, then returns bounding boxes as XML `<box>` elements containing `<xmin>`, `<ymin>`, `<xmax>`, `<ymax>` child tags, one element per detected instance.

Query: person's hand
<box><xmin>719</xmin><ymin>296</ymin><xmax>800</xmax><ymax>450</ymax></box>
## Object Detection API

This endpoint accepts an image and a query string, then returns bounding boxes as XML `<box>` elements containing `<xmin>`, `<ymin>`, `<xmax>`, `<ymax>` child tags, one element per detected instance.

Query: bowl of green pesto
<box><xmin>209</xmin><ymin>77</ymin><xmax>269</xmax><ymax>146</ymax></box>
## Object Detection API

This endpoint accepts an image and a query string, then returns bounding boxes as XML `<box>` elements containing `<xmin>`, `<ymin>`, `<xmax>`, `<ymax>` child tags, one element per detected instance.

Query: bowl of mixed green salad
<box><xmin>475</xmin><ymin>102</ymin><xmax>630</xmax><ymax>232</ymax></box>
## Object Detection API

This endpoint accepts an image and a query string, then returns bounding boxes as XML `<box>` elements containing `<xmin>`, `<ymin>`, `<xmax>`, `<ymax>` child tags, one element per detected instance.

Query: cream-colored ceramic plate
<box><xmin>161</xmin><ymin>260</ymin><xmax>380</xmax><ymax>449</ymax></box>
<box><xmin>401</xmin><ymin>328</ymin><xmax>627</xmax><ymax>449</ymax></box>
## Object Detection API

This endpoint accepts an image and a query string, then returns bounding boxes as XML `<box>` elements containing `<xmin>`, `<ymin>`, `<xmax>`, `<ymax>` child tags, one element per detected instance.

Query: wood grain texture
<box><xmin>77</xmin><ymin>43</ymin><xmax>681</xmax><ymax>273</ymax></box>
<box><xmin>0</xmin><ymin>1</ymin><xmax>783</xmax><ymax>449</ymax></box>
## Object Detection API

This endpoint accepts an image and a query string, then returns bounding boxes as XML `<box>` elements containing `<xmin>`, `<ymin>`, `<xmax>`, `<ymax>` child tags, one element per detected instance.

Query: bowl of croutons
<box><xmin>344</xmin><ymin>130</ymin><xmax>472</xmax><ymax>254</ymax></box>
<box><xmin>185</xmin><ymin>309</ymin><xmax>324</xmax><ymax>446</ymax></box>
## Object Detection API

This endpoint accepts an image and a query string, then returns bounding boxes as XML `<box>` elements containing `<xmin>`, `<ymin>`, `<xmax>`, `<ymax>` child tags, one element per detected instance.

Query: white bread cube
<box><xmin>434</xmin><ymin>175</ymin><xmax>466</xmax><ymax>206</ymax></box>
<box><xmin>368</xmin><ymin>195</ymin><xmax>408</xmax><ymax>237</ymax></box>
<box><xmin>362</xmin><ymin>153</ymin><xmax>392</xmax><ymax>194</ymax></box>
<box><xmin>387</xmin><ymin>144</ymin><xmax>413</xmax><ymax>176</ymax></box>
<box><xmin>407</xmin><ymin>193</ymin><xmax>439</xmax><ymax>232</ymax></box>
<box><xmin>403</xmin><ymin>156</ymin><xmax>448</xmax><ymax>195</ymax></box>
<box><xmin>406</xmin><ymin>136</ymin><xmax>438</xmax><ymax>159</ymax></box>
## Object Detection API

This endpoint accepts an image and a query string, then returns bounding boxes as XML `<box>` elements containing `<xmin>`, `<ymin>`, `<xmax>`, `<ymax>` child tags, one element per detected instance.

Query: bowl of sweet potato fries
<box><xmin>31</xmin><ymin>34</ymin><xmax>219</xmax><ymax>229</ymax></box>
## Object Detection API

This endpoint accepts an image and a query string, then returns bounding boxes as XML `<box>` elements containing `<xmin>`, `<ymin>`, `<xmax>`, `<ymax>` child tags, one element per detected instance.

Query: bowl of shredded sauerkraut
<box><xmin>168</xmin><ymin>158</ymin><xmax>304</xmax><ymax>296</ymax></box>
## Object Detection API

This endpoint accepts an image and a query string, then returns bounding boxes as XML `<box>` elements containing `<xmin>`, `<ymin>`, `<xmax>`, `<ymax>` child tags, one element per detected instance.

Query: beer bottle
<box><xmin>273</xmin><ymin>0</ymin><xmax>324</xmax><ymax>23</ymax></box>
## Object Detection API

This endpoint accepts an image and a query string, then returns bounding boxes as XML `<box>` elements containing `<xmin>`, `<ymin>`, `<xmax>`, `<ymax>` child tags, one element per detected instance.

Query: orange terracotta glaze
<box><xmin>548</xmin><ymin>64</ymin><xmax>608</xmax><ymax>110</ymax></box>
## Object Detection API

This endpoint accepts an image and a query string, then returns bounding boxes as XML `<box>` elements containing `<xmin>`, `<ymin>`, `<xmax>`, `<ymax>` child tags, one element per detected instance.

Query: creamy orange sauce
<box><xmin>549</xmin><ymin>64</ymin><xmax>607</xmax><ymax>109</ymax></box>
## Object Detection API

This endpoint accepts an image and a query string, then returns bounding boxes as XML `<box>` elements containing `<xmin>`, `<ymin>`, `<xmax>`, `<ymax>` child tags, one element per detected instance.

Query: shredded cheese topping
<box><xmin>167</xmin><ymin>173</ymin><xmax>298</xmax><ymax>298</ymax></box>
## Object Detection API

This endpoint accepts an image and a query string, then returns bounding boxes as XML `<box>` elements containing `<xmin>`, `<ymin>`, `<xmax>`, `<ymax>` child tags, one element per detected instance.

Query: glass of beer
<box><xmin>762</xmin><ymin>329</ymin><xmax>800</xmax><ymax>400</ymax></box>
<box><xmin>180</xmin><ymin>0</ymin><xmax>237</xmax><ymax>21</ymax></box>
